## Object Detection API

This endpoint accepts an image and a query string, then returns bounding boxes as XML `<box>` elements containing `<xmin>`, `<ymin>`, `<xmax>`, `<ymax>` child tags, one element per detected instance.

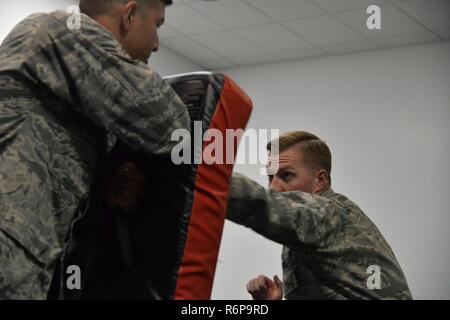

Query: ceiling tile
<box><xmin>201</xmin><ymin>59</ymin><xmax>236</xmax><ymax>70</ymax></box>
<box><xmin>230</xmin><ymin>53</ymin><xmax>279</xmax><ymax>66</ymax></box>
<box><xmin>272</xmin><ymin>47</ymin><xmax>326</xmax><ymax>60</ymax></box>
<box><xmin>163</xmin><ymin>37</ymin><xmax>222</xmax><ymax>62</ymax></box>
<box><xmin>321</xmin><ymin>40</ymin><xmax>379</xmax><ymax>54</ymax></box>
<box><xmin>190</xmin><ymin>0</ymin><xmax>272</xmax><ymax>29</ymax></box>
<box><xmin>172</xmin><ymin>0</ymin><xmax>197</xmax><ymax>4</ymax></box>
<box><xmin>244</xmin><ymin>0</ymin><xmax>325</xmax><ymax>21</ymax></box>
<box><xmin>435</xmin><ymin>28</ymin><xmax>450</xmax><ymax>40</ymax></box>
<box><xmin>311</xmin><ymin>0</ymin><xmax>387</xmax><ymax>13</ymax></box>
<box><xmin>336</xmin><ymin>4</ymin><xmax>426</xmax><ymax>39</ymax></box>
<box><xmin>191</xmin><ymin>31</ymin><xmax>264</xmax><ymax>57</ymax></box>
<box><xmin>164</xmin><ymin>4</ymin><xmax>224</xmax><ymax>34</ymax></box>
<box><xmin>234</xmin><ymin>24</ymin><xmax>313</xmax><ymax>52</ymax></box>
<box><xmin>158</xmin><ymin>24</ymin><xmax>182</xmax><ymax>40</ymax></box>
<box><xmin>374</xmin><ymin>31</ymin><xmax>440</xmax><ymax>47</ymax></box>
<box><xmin>284</xmin><ymin>15</ymin><xmax>365</xmax><ymax>46</ymax></box>
<box><xmin>160</xmin><ymin>0</ymin><xmax>447</xmax><ymax>68</ymax></box>
<box><xmin>396</xmin><ymin>0</ymin><xmax>450</xmax><ymax>30</ymax></box>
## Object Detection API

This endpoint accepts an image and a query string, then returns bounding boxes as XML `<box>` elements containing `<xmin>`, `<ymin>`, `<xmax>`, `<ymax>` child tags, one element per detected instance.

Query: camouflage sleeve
<box><xmin>227</xmin><ymin>173</ymin><xmax>344</xmax><ymax>248</ymax></box>
<box><xmin>20</xmin><ymin>12</ymin><xmax>190</xmax><ymax>156</ymax></box>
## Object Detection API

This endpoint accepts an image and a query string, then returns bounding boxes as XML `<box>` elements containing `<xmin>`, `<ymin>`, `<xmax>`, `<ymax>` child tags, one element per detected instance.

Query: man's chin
<box><xmin>136</xmin><ymin>54</ymin><xmax>150</xmax><ymax>65</ymax></box>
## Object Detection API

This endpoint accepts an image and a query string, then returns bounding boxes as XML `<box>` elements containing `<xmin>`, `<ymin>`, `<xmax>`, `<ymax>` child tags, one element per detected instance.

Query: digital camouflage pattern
<box><xmin>0</xmin><ymin>11</ymin><xmax>190</xmax><ymax>299</ymax></box>
<box><xmin>227</xmin><ymin>173</ymin><xmax>412</xmax><ymax>300</ymax></box>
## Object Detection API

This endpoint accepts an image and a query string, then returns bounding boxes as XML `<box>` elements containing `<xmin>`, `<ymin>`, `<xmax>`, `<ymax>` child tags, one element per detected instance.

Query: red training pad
<box><xmin>175</xmin><ymin>75</ymin><xmax>253</xmax><ymax>300</ymax></box>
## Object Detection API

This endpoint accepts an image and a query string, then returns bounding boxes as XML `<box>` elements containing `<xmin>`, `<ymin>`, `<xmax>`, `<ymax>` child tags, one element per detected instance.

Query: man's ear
<box><xmin>120</xmin><ymin>1</ymin><xmax>139</xmax><ymax>32</ymax></box>
<box><xmin>314</xmin><ymin>169</ymin><xmax>329</xmax><ymax>194</ymax></box>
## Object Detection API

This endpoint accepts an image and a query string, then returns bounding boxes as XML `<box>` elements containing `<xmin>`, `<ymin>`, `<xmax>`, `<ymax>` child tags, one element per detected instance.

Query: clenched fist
<box><xmin>104</xmin><ymin>162</ymin><xmax>146</xmax><ymax>212</ymax></box>
<box><xmin>246</xmin><ymin>275</ymin><xmax>283</xmax><ymax>300</ymax></box>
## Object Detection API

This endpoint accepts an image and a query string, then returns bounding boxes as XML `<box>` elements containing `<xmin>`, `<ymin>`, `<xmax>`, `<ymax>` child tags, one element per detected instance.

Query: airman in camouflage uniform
<box><xmin>227</xmin><ymin>131</ymin><xmax>412</xmax><ymax>299</ymax></box>
<box><xmin>0</xmin><ymin>0</ymin><xmax>188</xmax><ymax>299</ymax></box>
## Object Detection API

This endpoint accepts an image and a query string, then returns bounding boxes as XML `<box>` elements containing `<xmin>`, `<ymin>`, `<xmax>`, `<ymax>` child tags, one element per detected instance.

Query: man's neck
<box><xmin>93</xmin><ymin>15</ymin><xmax>123</xmax><ymax>44</ymax></box>
<box><xmin>317</xmin><ymin>184</ymin><xmax>332</xmax><ymax>196</ymax></box>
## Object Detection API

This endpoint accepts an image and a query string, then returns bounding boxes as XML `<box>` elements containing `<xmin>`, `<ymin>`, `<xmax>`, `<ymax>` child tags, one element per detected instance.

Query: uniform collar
<box><xmin>318</xmin><ymin>185</ymin><xmax>335</xmax><ymax>199</ymax></box>
<box><xmin>77</xmin><ymin>12</ymin><xmax>136</xmax><ymax>62</ymax></box>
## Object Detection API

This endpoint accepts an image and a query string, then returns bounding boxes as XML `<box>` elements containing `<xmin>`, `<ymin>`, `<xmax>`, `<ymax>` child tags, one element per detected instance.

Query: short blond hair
<box><xmin>267</xmin><ymin>131</ymin><xmax>332</xmax><ymax>177</ymax></box>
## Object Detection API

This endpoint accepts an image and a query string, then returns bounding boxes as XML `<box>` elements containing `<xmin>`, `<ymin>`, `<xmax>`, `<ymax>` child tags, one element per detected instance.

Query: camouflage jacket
<box><xmin>0</xmin><ymin>11</ymin><xmax>189</xmax><ymax>297</ymax></box>
<box><xmin>227</xmin><ymin>173</ymin><xmax>412</xmax><ymax>300</ymax></box>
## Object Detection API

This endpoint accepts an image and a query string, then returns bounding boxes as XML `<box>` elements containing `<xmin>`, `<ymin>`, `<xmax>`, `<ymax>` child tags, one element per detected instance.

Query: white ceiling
<box><xmin>160</xmin><ymin>0</ymin><xmax>450</xmax><ymax>69</ymax></box>
<box><xmin>0</xmin><ymin>0</ymin><xmax>448</xmax><ymax>70</ymax></box>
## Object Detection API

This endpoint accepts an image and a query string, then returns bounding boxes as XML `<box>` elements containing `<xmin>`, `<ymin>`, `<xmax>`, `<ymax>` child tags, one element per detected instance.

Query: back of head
<box><xmin>79</xmin><ymin>0</ymin><xmax>173</xmax><ymax>18</ymax></box>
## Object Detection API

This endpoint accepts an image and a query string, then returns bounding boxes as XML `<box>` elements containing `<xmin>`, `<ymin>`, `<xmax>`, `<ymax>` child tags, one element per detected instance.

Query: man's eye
<box><xmin>281</xmin><ymin>172</ymin><xmax>293</xmax><ymax>180</ymax></box>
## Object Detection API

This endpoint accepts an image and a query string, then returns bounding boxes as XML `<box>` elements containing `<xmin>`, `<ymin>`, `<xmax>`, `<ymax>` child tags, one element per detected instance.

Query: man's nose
<box><xmin>269</xmin><ymin>176</ymin><xmax>285</xmax><ymax>192</ymax></box>
<box><xmin>153</xmin><ymin>35</ymin><xmax>160</xmax><ymax>52</ymax></box>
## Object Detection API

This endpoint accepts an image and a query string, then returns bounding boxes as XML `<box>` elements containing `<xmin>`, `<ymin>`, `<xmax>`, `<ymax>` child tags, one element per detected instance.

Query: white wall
<box><xmin>149</xmin><ymin>45</ymin><xmax>202</xmax><ymax>77</ymax></box>
<box><xmin>0</xmin><ymin>0</ymin><xmax>76</xmax><ymax>44</ymax></box>
<box><xmin>212</xmin><ymin>41</ymin><xmax>450</xmax><ymax>300</ymax></box>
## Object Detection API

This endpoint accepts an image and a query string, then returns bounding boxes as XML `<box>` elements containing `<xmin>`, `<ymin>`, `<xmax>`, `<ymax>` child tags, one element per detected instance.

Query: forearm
<box><xmin>227</xmin><ymin>173</ymin><xmax>343</xmax><ymax>248</ymax></box>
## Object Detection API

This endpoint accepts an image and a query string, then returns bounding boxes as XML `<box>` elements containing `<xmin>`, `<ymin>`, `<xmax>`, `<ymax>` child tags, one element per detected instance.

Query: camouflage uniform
<box><xmin>0</xmin><ymin>11</ymin><xmax>190</xmax><ymax>299</ymax></box>
<box><xmin>227</xmin><ymin>173</ymin><xmax>412</xmax><ymax>299</ymax></box>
